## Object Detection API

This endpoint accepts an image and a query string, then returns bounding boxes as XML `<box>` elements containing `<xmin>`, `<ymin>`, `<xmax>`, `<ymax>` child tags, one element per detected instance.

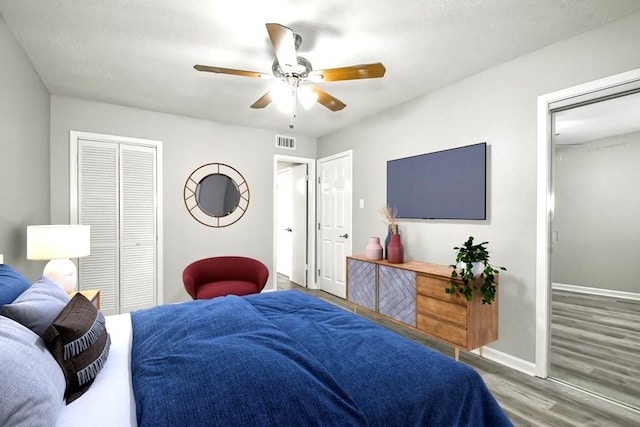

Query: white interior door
<box><xmin>318</xmin><ymin>151</ymin><xmax>352</xmax><ymax>298</ymax></box>
<box><xmin>276</xmin><ymin>168</ymin><xmax>293</xmax><ymax>277</ymax></box>
<box><xmin>290</xmin><ymin>164</ymin><xmax>308</xmax><ymax>286</ymax></box>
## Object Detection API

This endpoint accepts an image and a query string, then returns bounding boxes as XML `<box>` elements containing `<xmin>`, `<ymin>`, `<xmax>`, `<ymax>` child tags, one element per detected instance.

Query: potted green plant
<box><xmin>445</xmin><ymin>236</ymin><xmax>506</xmax><ymax>304</ymax></box>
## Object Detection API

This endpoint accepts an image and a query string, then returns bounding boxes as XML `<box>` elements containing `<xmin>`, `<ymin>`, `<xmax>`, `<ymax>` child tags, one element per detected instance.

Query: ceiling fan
<box><xmin>194</xmin><ymin>23</ymin><xmax>386</xmax><ymax>127</ymax></box>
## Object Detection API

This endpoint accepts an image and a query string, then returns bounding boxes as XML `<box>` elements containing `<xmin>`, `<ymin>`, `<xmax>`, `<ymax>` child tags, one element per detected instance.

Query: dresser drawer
<box><xmin>417</xmin><ymin>314</ymin><xmax>467</xmax><ymax>348</ymax></box>
<box><xmin>416</xmin><ymin>274</ymin><xmax>467</xmax><ymax>304</ymax></box>
<box><xmin>416</xmin><ymin>295</ymin><xmax>466</xmax><ymax>326</ymax></box>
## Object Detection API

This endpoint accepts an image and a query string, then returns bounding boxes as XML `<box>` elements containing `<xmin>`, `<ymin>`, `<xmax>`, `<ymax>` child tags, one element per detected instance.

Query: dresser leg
<box><xmin>454</xmin><ymin>347</ymin><xmax>459</xmax><ymax>361</ymax></box>
<box><xmin>479</xmin><ymin>346</ymin><xmax>483</xmax><ymax>357</ymax></box>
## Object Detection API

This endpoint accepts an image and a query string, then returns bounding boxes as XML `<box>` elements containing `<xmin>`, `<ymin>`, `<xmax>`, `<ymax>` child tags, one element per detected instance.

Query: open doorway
<box><xmin>273</xmin><ymin>155</ymin><xmax>316</xmax><ymax>290</ymax></box>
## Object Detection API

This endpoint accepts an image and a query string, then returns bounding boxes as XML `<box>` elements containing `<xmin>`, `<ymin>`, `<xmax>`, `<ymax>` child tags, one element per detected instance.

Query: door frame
<box><xmin>535</xmin><ymin>67</ymin><xmax>640</xmax><ymax>378</ymax></box>
<box><xmin>273</xmin><ymin>155</ymin><xmax>317</xmax><ymax>289</ymax></box>
<box><xmin>69</xmin><ymin>130</ymin><xmax>164</xmax><ymax>307</ymax></box>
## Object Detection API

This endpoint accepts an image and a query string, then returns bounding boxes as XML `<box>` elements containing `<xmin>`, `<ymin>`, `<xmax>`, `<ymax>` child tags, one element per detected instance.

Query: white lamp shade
<box><xmin>27</xmin><ymin>225</ymin><xmax>90</xmax><ymax>293</ymax></box>
<box><xmin>27</xmin><ymin>225</ymin><xmax>90</xmax><ymax>260</ymax></box>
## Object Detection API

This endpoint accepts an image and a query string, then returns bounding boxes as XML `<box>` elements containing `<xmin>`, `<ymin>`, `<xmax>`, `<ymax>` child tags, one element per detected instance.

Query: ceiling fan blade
<box><xmin>309</xmin><ymin>85</ymin><xmax>346</xmax><ymax>112</ymax></box>
<box><xmin>250</xmin><ymin>92</ymin><xmax>272</xmax><ymax>109</ymax></box>
<box><xmin>308</xmin><ymin>62</ymin><xmax>386</xmax><ymax>82</ymax></box>
<box><xmin>265</xmin><ymin>23</ymin><xmax>298</xmax><ymax>71</ymax></box>
<box><xmin>194</xmin><ymin>65</ymin><xmax>269</xmax><ymax>79</ymax></box>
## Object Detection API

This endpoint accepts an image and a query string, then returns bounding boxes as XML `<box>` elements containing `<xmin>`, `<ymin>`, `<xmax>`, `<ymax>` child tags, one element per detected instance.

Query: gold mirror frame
<box><xmin>183</xmin><ymin>163</ymin><xmax>250</xmax><ymax>227</ymax></box>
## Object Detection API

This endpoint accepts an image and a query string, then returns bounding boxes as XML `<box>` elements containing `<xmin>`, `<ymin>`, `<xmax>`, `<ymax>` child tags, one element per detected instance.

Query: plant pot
<box><xmin>365</xmin><ymin>237</ymin><xmax>383</xmax><ymax>260</ymax></box>
<box><xmin>457</xmin><ymin>262</ymin><xmax>483</xmax><ymax>276</ymax></box>
<box><xmin>387</xmin><ymin>234</ymin><xmax>404</xmax><ymax>264</ymax></box>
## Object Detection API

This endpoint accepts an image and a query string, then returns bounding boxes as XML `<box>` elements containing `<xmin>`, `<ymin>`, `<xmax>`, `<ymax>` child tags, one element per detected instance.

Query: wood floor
<box><xmin>551</xmin><ymin>289</ymin><xmax>640</xmax><ymax>410</ymax></box>
<box><xmin>277</xmin><ymin>276</ymin><xmax>640</xmax><ymax>426</ymax></box>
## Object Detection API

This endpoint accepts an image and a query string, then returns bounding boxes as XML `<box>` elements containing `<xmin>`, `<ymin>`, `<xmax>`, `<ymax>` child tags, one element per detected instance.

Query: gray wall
<box><xmin>4</xmin><ymin>5</ymin><xmax>640</xmax><ymax>369</ymax></box>
<box><xmin>0</xmin><ymin>15</ymin><xmax>50</xmax><ymax>280</ymax></box>
<box><xmin>318</xmin><ymin>12</ymin><xmax>640</xmax><ymax>363</ymax></box>
<box><xmin>49</xmin><ymin>96</ymin><xmax>317</xmax><ymax>303</ymax></box>
<box><xmin>553</xmin><ymin>131</ymin><xmax>640</xmax><ymax>293</ymax></box>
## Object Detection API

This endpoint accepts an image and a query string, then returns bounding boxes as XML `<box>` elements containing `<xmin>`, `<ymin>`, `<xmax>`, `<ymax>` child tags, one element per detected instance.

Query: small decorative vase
<box><xmin>365</xmin><ymin>237</ymin><xmax>383</xmax><ymax>260</ymax></box>
<box><xmin>387</xmin><ymin>234</ymin><xmax>404</xmax><ymax>264</ymax></box>
<box><xmin>384</xmin><ymin>226</ymin><xmax>392</xmax><ymax>259</ymax></box>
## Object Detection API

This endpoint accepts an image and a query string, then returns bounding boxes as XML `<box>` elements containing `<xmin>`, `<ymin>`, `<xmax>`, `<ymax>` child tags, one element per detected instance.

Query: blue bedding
<box><xmin>131</xmin><ymin>291</ymin><xmax>512</xmax><ymax>426</ymax></box>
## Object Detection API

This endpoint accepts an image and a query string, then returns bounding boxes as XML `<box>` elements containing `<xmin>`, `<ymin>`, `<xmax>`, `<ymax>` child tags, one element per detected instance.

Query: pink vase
<box><xmin>387</xmin><ymin>234</ymin><xmax>404</xmax><ymax>264</ymax></box>
<box><xmin>365</xmin><ymin>237</ymin><xmax>383</xmax><ymax>260</ymax></box>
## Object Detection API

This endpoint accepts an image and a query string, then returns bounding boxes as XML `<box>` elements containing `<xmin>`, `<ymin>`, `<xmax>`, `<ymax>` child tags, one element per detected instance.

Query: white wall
<box><xmin>553</xmin><ymin>131</ymin><xmax>640</xmax><ymax>293</ymax></box>
<box><xmin>0</xmin><ymin>15</ymin><xmax>50</xmax><ymax>280</ymax></box>
<box><xmin>318</xmin><ymin>12</ymin><xmax>640</xmax><ymax>364</ymax></box>
<box><xmin>49</xmin><ymin>96</ymin><xmax>317</xmax><ymax>303</ymax></box>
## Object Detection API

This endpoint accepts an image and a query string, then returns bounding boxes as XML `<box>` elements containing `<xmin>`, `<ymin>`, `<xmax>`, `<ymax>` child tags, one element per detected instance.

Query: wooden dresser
<box><xmin>346</xmin><ymin>255</ymin><xmax>498</xmax><ymax>359</ymax></box>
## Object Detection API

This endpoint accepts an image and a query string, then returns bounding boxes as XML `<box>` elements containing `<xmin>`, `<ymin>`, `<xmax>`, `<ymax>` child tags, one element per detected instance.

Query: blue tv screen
<box><xmin>386</xmin><ymin>142</ymin><xmax>487</xmax><ymax>220</ymax></box>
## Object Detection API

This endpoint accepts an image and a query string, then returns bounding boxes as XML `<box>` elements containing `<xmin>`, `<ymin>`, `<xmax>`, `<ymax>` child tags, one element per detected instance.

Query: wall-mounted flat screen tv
<box><xmin>387</xmin><ymin>142</ymin><xmax>486</xmax><ymax>220</ymax></box>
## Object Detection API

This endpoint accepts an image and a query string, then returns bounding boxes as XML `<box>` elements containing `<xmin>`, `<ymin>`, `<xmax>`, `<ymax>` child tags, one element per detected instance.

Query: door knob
<box><xmin>339</xmin><ymin>233</ymin><xmax>349</xmax><ymax>239</ymax></box>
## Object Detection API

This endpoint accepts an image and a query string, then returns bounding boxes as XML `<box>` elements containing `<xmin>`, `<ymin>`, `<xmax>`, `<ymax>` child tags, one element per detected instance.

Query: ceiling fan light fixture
<box><xmin>194</xmin><ymin>23</ymin><xmax>386</xmax><ymax>117</ymax></box>
<box><xmin>270</xmin><ymin>81</ymin><xmax>294</xmax><ymax>113</ymax></box>
<box><xmin>298</xmin><ymin>85</ymin><xmax>318</xmax><ymax>109</ymax></box>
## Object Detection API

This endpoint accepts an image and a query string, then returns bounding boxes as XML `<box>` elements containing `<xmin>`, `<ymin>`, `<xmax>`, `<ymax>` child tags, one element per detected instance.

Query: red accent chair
<box><xmin>183</xmin><ymin>256</ymin><xmax>269</xmax><ymax>300</ymax></box>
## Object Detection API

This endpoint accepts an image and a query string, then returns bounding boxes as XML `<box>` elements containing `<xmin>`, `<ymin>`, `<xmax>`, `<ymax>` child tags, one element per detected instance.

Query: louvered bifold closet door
<box><xmin>120</xmin><ymin>145</ymin><xmax>157</xmax><ymax>312</ymax></box>
<box><xmin>78</xmin><ymin>140</ymin><xmax>120</xmax><ymax>315</ymax></box>
<box><xmin>77</xmin><ymin>139</ymin><xmax>158</xmax><ymax>315</ymax></box>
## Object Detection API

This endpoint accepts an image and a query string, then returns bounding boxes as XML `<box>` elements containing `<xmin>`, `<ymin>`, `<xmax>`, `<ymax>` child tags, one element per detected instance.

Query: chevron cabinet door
<box><xmin>379</xmin><ymin>266</ymin><xmax>416</xmax><ymax>326</ymax></box>
<box><xmin>347</xmin><ymin>258</ymin><xmax>377</xmax><ymax>311</ymax></box>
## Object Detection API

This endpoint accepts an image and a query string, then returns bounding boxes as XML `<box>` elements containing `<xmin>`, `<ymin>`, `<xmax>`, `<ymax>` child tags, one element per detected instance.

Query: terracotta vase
<box><xmin>387</xmin><ymin>234</ymin><xmax>404</xmax><ymax>264</ymax></box>
<box><xmin>365</xmin><ymin>237</ymin><xmax>383</xmax><ymax>260</ymax></box>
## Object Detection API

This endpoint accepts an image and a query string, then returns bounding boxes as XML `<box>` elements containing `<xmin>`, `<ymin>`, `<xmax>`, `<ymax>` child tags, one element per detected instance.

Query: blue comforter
<box><xmin>131</xmin><ymin>291</ymin><xmax>512</xmax><ymax>426</ymax></box>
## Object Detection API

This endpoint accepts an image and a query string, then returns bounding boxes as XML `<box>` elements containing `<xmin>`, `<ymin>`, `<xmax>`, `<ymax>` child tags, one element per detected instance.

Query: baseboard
<box><xmin>553</xmin><ymin>282</ymin><xmax>640</xmax><ymax>301</ymax></box>
<box><xmin>478</xmin><ymin>346</ymin><xmax>537</xmax><ymax>377</ymax></box>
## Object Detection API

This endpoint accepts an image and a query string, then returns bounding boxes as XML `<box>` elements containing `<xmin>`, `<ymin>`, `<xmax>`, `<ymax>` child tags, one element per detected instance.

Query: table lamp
<box><xmin>27</xmin><ymin>225</ymin><xmax>90</xmax><ymax>292</ymax></box>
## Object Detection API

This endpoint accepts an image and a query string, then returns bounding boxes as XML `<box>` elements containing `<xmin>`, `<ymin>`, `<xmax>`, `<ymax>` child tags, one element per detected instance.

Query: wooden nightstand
<box><xmin>68</xmin><ymin>289</ymin><xmax>101</xmax><ymax>310</ymax></box>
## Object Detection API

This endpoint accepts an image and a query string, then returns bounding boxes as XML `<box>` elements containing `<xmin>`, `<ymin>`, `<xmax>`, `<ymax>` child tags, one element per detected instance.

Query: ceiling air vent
<box><xmin>275</xmin><ymin>135</ymin><xmax>296</xmax><ymax>150</ymax></box>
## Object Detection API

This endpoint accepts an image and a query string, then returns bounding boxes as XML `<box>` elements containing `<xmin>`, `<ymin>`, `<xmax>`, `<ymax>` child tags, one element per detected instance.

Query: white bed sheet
<box><xmin>56</xmin><ymin>313</ymin><xmax>137</xmax><ymax>427</ymax></box>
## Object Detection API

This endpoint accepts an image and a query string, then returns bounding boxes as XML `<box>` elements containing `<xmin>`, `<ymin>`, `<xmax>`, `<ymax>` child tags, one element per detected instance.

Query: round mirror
<box><xmin>196</xmin><ymin>173</ymin><xmax>240</xmax><ymax>217</ymax></box>
<box><xmin>184</xmin><ymin>163</ymin><xmax>250</xmax><ymax>227</ymax></box>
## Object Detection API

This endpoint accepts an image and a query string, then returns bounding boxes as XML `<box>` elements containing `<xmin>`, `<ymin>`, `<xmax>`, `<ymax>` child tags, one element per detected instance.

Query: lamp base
<box><xmin>43</xmin><ymin>258</ymin><xmax>78</xmax><ymax>293</ymax></box>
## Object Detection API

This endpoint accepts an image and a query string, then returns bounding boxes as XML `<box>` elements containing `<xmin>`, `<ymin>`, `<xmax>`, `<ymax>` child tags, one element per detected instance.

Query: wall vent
<box><xmin>275</xmin><ymin>135</ymin><xmax>296</xmax><ymax>150</ymax></box>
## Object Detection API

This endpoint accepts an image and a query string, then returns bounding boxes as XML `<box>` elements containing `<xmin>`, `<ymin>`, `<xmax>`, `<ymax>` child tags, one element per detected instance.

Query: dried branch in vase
<box><xmin>380</xmin><ymin>204</ymin><xmax>398</xmax><ymax>234</ymax></box>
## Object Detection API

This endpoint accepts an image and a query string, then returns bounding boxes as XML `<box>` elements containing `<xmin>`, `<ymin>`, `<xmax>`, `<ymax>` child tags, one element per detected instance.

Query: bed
<box><xmin>1</xmin><ymin>263</ymin><xmax>511</xmax><ymax>426</ymax></box>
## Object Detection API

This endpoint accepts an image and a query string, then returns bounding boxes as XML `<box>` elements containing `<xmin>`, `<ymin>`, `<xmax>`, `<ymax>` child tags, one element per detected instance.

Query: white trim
<box><xmin>535</xmin><ymin>93</ymin><xmax>553</xmax><ymax>378</ymax></box>
<box><xmin>273</xmin><ymin>154</ymin><xmax>317</xmax><ymax>290</ymax></box>
<box><xmin>535</xmin><ymin>67</ymin><xmax>640</xmax><ymax>379</ymax></box>
<box><xmin>480</xmin><ymin>346</ymin><xmax>537</xmax><ymax>377</ymax></box>
<box><xmin>69</xmin><ymin>130</ymin><xmax>164</xmax><ymax>306</ymax></box>
<box><xmin>552</xmin><ymin>282</ymin><xmax>640</xmax><ymax>301</ymax></box>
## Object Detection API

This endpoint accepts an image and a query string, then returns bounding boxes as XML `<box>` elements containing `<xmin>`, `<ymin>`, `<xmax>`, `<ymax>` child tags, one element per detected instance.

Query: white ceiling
<box><xmin>1</xmin><ymin>0</ymin><xmax>640</xmax><ymax>138</ymax></box>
